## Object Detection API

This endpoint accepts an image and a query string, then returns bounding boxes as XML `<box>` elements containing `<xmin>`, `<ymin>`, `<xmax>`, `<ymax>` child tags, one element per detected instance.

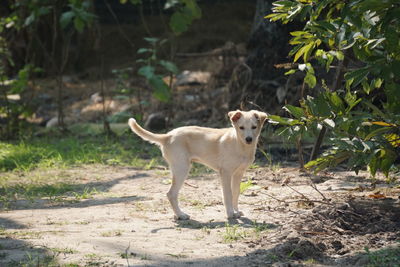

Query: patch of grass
<box><xmin>252</xmin><ymin>221</ymin><xmax>277</xmax><ymax>235</ymax></box>
<box><xmin>0</xmin><ymin>182</ymin><xmax>103</xmax><ymax>209</ymax></box>
<box><xmin>222</xmin><ymin>223</ymin><xmax>248</xmax><ymax>243</ymax></box>
<box><xmin>140</xmin><ymin>254</ymin><xmax>151</xmax><ymax>260</ymax></box>
<box><xmin>0</xmin><ymin>133</ymin><xmax>161</xmax><ymax>172</ymax></box>
<box><xmin>166</xmin><ymin>253</ymin><xmax>188</xmax><ymax>259</ymax></box>
<box><xmin>189</xmin><ymin>162</ymin><xmax>214</xmax><ymax>177</ymax></box>
<box><xmin>84</xmin><ymin>252</ymin><xmax>104</xmax><ymax>265</ymax></box>
<box><xmin>100</xmin><ymin>230</ymin><xmax>123</xmax><ymax>237</ymax></box>
<box><xmin>303</xmin><ymin>258</ymin><xmax>317</xmax><ymax>265</ymax></box>
<box><xmin>7</xmin><ymin>253</ymin><xmax>57</xmax><ymax>267</ymax></box>
<box><xmin>72</xmin><ymin>186</ymin><xmax>99</xmax><ymax>200</ymax></box>
<box><xmin>9</xmin><ymin>230</ymin><xmax>43</xmax><ymax>239</ymax></box>
<box><xmin>365</xmin><ymin>245</ymin><xmax>400</xmax><ymax>267</ymax></box>
<box><xmin>265</xmin><ymin>253</ymin><xmax>279</xmax><ymax>263</ymax></box>
<box><xmin>188</xmin><ymin>199</ymin><xmax>206</xmax><ymax>210</ymax></box>
<box><xmin>51</xmin><ymin>247</ymin><xmax>77</xmax><ymax>254</ymax></box>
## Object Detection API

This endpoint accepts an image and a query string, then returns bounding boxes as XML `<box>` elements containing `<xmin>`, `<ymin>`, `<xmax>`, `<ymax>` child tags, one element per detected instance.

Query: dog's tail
<box><xmin>128</xmin><ymin>118</ymin><xmax>168</xmax><ymax>146</ymax></box>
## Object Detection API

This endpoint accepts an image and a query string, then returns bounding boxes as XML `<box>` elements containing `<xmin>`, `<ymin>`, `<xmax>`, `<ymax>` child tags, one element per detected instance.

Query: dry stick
<box><xmin>100</xmin><ymin>55</ymin><xmax>113</xmax><ymax>136</ymax></box>
<box><xmin>184</xmin><ymin>181</ymin><xmax>199</xmax><ymax>188</ymax></box>
<box><xmin>125</xmin><ymin>242</ymin><xmax>131</xmax><ymax>267</ymax></box>
<box><xmin>284</xmin><ymin>184</ymin><xmax>309</xmax><ymax>200</ymax></box>
<box><xmin>297</xmin><ymin>135</ymin><xmax>305</xmax><ymax>169</ymax></box>
<box><xmin>307</xmin><ymin>176</ymin><xmax>329</xmax><ymax>201</ymax></box>
<box><xmin>258</xmin><ymin>191</ymin><xmax>331</xmax><ymax>206</ymax></box>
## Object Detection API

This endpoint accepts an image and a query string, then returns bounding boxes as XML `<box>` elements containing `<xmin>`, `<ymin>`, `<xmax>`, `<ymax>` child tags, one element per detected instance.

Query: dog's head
<box><xmin>228</xmin><ymin>110</ymin><xmax>268</xmax><ymax>145</ymax></box>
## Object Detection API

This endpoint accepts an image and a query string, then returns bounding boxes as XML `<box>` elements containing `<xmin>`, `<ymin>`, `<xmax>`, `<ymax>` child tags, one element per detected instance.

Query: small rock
<box><xmin>144</xmin><ymin>113</ymin><xmax>167</xmax><ymax>132</ymax></box>
<box><xmin>175</xmin><ymin>70</ymin><xmax>211</xmax><ymax>86</ymax></box>
<box><xmin>90</xmin><ymin>92</ymin><xmax>103</xmax><ymax>103</ymax></box>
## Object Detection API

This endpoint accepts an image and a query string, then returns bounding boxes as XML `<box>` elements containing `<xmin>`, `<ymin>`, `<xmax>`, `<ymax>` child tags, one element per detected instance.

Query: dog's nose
<box><xmin>245</xmin><ymin>137</ymin><xmax>252</xmax><ymax>144</ymax></box>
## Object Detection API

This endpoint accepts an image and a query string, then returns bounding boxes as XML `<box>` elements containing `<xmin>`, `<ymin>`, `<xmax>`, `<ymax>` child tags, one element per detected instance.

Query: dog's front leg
<box><xmin>220</xmin><ymin>169</ymin><xmax>237</xmax><ymax>219</ymax></box>
<box><xmin>232</xmin><ymin>170</ymin><xmax>245</xmax><ymax>217</ymax></box>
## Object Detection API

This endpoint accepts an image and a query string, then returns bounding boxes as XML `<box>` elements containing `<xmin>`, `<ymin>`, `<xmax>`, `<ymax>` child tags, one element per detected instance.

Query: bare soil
<box><xmin>1</xmin><ymin>164</ymin><xmax>399</xmax><ymax>266</ymax></box>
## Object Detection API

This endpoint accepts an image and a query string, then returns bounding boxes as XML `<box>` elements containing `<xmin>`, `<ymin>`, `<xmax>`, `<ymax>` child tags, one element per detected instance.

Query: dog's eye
<box><xmin>239</xmin><ymin>126</ymin><xmax>244</xmax><ymax>130</ymax></box>
<box><xmin>252</xmin><ymin>126</ymin><xmax>257</xmax><ymax>129</ymax></box>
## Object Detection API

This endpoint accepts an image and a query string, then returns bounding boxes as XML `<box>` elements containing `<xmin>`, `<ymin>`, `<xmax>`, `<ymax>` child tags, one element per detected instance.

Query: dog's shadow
<box><xmin>150</xmin><ymin>217</ymin><xmax>279</xmax><ymax>233</ymax></box>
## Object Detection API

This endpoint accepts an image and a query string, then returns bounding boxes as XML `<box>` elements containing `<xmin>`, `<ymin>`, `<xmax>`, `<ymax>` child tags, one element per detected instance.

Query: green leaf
<box><xmin>182</xmin><ymin>0</ymin><xmax>201</xmax><ymax>19</ymax></box>
<box><xmin>365</xmin><ymin>127</ymin><xmax>392</xmax><ymax>140</ymax></box>
<box><xmin>303</xmin><ymin>41</ymin><xmax>315</xmax><ymax>62</ymax></box>
<box><xmin>74</xmin><ymin>17</ymin><xmax>85</xmax><ymax>33</ymax></box>
<box><xmin>344</xmin><ymin>68</ymin><xmax>370</xmax><ymax>88</ymax></box>
<box><xmin>314</xmin><ymin>20</ymin><xmax>337</xmax><ymax>32</ymax></box>
<box><xmin>144</xmin><ymin>37</ymin><xmax>159</xmax><ymax>44</ymax></box>
<box><xmin>149</xmin><ymin>76</ymin><xmax>170</xmax><ymax>102</ymax></box>
<box><xmin>368</xmin><ymin>154</ymin><xmax>379</xmax><ymax>177</ymax></box>
<box><xmin>137</xmin><ymin>65</ymin><xmax>155</xmax><ymax>80</ymax></box>
<box><xmin>60</xmin><ymin>11</ymin><xmax>75</xmax><ymax>29</ymax></box>
<box><xmin>268</xmin><ymin>115</ymin><xmax>302</xmax><ymax>126</ymax></box>
<box><xmin>304</xmin><ymin>71</ymin><xmax>317</xmax><ymax>88</ymax></box>
<box><xmin>169</xmin><ymin>11</ymin><xmax>189</xmax><ymax>35</ymax></box>
<box><xmin>158</xmin><ymin>60</ymin><xmax>179</xmax><ymax>74</ymax></box>
<box><xmin>285</xmin><ymin>69</ymin><xmax>296</xmax><ymax>75</ymax></box>
<box><xmin>137</xmin><ymin>48</ymin><xmax>151</xmax><ymax>54</ymax></box>
<box><xmin>283</xmin><ymin>105</ymin><xmax>305</xmax><ymax>119</ymax></box>
<box><xmin>327</xmin><ymin>92</ymin><xmax>345</xmax><ymax>113</ymax></box>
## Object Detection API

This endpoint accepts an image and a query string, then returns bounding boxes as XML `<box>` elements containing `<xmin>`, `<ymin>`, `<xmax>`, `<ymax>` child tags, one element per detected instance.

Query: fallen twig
<box><xmin>284</xmin><ymin>184</ymin><xmax>309</xmax><ymax>200</ymax></box>
<box><xmin>306</xmin><ymin>173</ymin><xmax>329</xmax><ymax>201</ymax></box>
<box><xmin>185</xmin><ymin>181</ymin><xmax>199</xmax><ymax>188</ymax></box>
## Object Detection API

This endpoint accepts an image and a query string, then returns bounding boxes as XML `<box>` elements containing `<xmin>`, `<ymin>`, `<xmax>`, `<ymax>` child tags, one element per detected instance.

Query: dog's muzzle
<box><xmin>245</xmin><ymin>137</ymin><xmax>253</xmax><ymax>144</ymax></box>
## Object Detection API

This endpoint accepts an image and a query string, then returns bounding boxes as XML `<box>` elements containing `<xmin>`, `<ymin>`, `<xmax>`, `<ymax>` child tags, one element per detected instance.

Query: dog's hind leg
<box><xmin>167</xmin><ymin>160</ymin><xmax>191</xmax><ymax>220</ymax></box>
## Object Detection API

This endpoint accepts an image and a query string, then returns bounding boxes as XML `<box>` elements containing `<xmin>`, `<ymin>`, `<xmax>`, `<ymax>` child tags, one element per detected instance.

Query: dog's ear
<box><xmin>228</xmin><ymin>110</ymin><xmax>242</xmax><ymax>123</ymax></box>
<box><xmin>253</xmin><ymin>111</ymin><xmax>268</xmax><ymax>125</ymax></box>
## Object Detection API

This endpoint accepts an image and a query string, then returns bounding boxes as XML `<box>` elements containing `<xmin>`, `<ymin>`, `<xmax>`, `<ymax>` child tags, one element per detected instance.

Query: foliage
<box><xmin>0</xmin><ymin>0</ymin><xmax>96</xmax><ymax>139</ymax></box>
<box><xmin>136</xmin><ymin>37</ymin><xmax>179</xmax><ymax>102</ymax></box>
<box><xmin>0</xmin><ymin>64</ymin><xmax>41</xmax><ymax>139</ymax></box>
<box><xmin>167</xmin><ymin>0</ymin><xmax>202</xmax><ymax>35</ymax></box>
<box><xmin>120</xmin><ymin>0</ymin><xmax>202</xmax><ymax>35</ymax></box>
<box><xmin>364</xmin><ymin>245</ymin><xmax>400</xmax><ymax>267</ymax></box>
<box><xmin>266</xmin><ymin>0</ymin><xmax>400</xmax><ymax>176</ymax></box>
<box><xmin>59</xmin><ymin>0</ymin><xmax>95</xmax><ymax>33</ymax></box>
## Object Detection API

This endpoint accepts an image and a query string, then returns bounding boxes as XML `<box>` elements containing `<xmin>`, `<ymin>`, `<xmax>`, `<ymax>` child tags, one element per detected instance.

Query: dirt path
<box><xmin>1</xmin><ymin>165</ymin><xmax>399</xmax><ymax>266</ymax></box>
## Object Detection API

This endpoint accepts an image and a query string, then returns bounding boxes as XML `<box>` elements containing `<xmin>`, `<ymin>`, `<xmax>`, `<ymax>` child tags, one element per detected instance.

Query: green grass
<box><xmin>189</xmin><ymin>162</ymin><xmax>214</xmax><ymax>177</ymax></box>
<box><xmin>365</xmin><ymin>245</ymin><xmax>400</xmax><ymax>267</ymax></box>
<box><xmin>222</xmin><ymin>223</ymin><xmax>248</xmax><ymax>243</ymax></box>
<box><xmin>0</xmin><ymin>132</ymin><xmax>161</xmax><ymax>172</ymax></box>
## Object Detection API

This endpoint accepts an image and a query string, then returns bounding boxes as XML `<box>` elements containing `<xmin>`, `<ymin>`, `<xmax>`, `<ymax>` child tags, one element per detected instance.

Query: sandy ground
<box><xmin>1</xmin><ymin>164</ymin><xmax>399</xmax><ymax>266</ymax></box>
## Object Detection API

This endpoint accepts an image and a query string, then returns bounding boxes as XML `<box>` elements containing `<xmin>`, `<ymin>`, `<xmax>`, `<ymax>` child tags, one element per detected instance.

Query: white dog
<box><xmin>128</xmin><ymin>110</ymin><xmax>267</xmax><ymax>220</ymax></box>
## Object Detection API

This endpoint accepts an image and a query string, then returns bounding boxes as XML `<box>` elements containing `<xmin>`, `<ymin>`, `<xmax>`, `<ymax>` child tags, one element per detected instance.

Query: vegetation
<box><xmin>0</xmin><ymin>1</ymin><xmax>399</xmax><ymax>265</ymax></box>
<box><xmin>266</xmin><ymin>0</ymin><xmax>400</xmax><ymax>177</ymax></box>
<box><xmin>0</xmin><ymin>132</ymin><xmax>160</xmax><ymax>172</ymax></box>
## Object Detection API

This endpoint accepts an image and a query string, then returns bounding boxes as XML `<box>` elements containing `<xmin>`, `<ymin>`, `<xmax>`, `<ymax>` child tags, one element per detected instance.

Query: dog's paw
<box><xmin>227</xmin><ymin>211</ymin><xmax>244</xmax><ymax>219</ymax></box>
<box><xmin>174</xmin><ymin>213</ymin><xmax>190</xmax><ymax>220</ymax></box>
<box><xmin>234</xmin><ymin>210</ymin><xmax>244</xmax><ymax>218</ymax></box>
